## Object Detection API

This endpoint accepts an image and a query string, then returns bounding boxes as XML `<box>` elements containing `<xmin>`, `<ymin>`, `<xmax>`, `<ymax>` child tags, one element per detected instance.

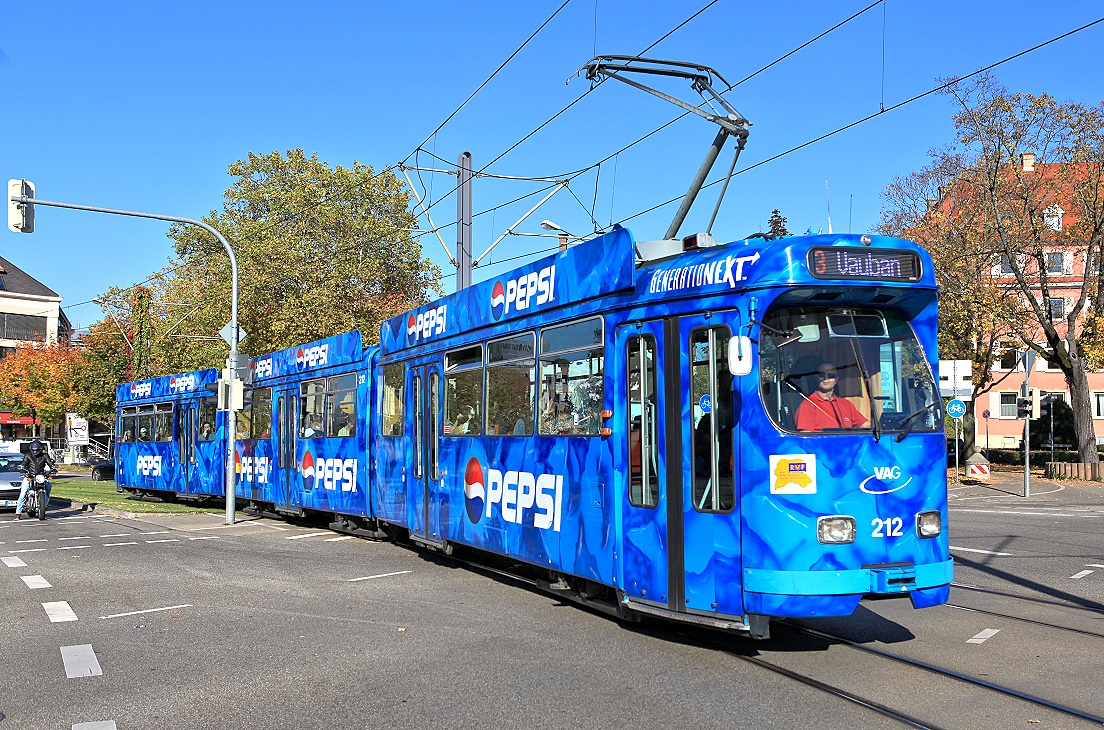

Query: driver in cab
<box><xmin>795</xmin><ymin>362</ymin><xmax>868</xmax><ymax>432</ymax></box>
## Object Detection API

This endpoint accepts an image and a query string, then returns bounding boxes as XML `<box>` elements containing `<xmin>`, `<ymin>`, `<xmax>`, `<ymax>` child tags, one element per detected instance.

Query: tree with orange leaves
<box><xmin>0</xmin><ymin>342</ymin><xmax>85</xmax><ymax>434</ymax></box>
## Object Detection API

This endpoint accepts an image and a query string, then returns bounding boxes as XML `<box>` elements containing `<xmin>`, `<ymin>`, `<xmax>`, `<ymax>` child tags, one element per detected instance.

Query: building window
<box><xmin>1046</xmin><ymin>297</ymin><xmax>1067</xmax><ymax>321</ymax></box>
<box><xmin>0</xmin><ymin>313</ymin><xmax>48</xmax><ymax>341</ymax></box>
<box><xmin>999</xmin><ymin>392</ymin><xmax>1017</xmax><ymax>419</ymax></box>
<box><xmin>1046</xmin><ymin>349</ymin><xmax>1062</xmax><ymax>370</ymax></box>
<box><xmin>1044</xmin><ymin>204</ymin><xmax>1064</xmax><ymax>232</ymax></box>
<box><xmin>1044</xmin><ymin>252</ymin><xmax>1066</xmax><ymax>275</ymax></box>
<box><xmin>1094</xmin><ymin>393</ymin><xmax>1104</xmax><ymax>419</ymax></box>
<box><xmin>999</xmin><ymin>349</ymin><xmax>1019</xmax><ymax>370</ymax></box>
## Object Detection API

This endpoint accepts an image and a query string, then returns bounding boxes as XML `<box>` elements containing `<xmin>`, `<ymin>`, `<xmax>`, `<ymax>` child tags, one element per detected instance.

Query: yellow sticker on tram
<box><xmin>769</xmin><ymin>454</ymin><xmax>817</xmax><ymax>495</ymax></box>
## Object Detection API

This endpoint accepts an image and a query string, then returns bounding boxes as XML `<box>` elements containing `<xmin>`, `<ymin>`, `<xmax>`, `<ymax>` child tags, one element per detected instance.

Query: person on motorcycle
<box><xmin>16</xmin><ymin>440</ymin><xmax>57</xmax><ymax>520</ymax></box>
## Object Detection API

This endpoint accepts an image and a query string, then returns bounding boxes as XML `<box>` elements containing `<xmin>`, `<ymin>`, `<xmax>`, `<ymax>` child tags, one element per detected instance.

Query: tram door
<box><xmin>678</xmin><ymin>312</ymin><xmax>743</xmax><ymax>615</ymax></box>
<box><xmin>406</xmin><ymin>365</ymin><xmax>442</xmax><ymax>541</ymax></box>
<box><xmin>619</xmin><ymin>320</ymin><xmax>671</xmax><ymax>605</ymax></box>
<box><xmin>275</xmin><ymin>389</ymin><xmax>299</xmax><ymax>508</ymax></box>
<box><xmin>180</xmin><ymin>402</ymin><xmax>197</xmax><ymax>494</ymax></box>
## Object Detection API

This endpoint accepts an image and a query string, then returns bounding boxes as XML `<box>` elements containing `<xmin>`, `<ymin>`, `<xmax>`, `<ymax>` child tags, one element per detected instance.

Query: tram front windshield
<box><xmin>759</xmin><ymin>306</ymin><xmax>940</xmax><ymax>436</ymax></box>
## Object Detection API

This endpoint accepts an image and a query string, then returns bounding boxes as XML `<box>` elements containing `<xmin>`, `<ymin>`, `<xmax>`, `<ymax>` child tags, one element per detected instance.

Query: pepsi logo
<box><xmin>169</xmin><ymin>374</ymin><xmax>197</xmax><ymax>393</ymax></box>
<box><xmin>491</xmin><ymin>280</ymin><xmax>505</xmax><ymax>321</ymax></box>
<box><xmin>406</xmin><ymin>306</ymin><xmax>447</xmax><ymax>345</ymax></box>
<box><xmin>253</xmin><ymin>357</ymin><xmax>273</xmax><ymax>379</ymax></box>
<box><xmin>296</xmin><ymin>344</ymin><xmax>329</xmax><ymax>370</ymax></box>
<box><xmin>235</xmin><ymin>450</ymin><xmax>242</xmax><ymax>476</ymax></box>
<box><xmin>301</xmin><ymin>450</ymin><xmax>315</xmax><ymax>491</ymax></box>
<box><xmin>464</xmin><ymin>458</ymin><xmax>485</xmax><ymax>524</ymax></box>
<box><xmin>130</xmin><ymin>382</ymin><xmax>152</xmax><ymax>398</ymax></box>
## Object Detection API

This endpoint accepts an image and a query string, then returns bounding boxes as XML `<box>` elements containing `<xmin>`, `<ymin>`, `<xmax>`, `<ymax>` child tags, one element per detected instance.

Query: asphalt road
<box><xmin>1</xmin><ymin>471</ymin><xmax>1102</xmax><ymax>730</ymax></box>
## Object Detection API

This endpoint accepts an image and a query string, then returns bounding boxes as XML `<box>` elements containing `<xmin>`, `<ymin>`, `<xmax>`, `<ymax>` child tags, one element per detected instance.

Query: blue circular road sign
<box><xmin>947</xmin><ymin>399</ymin><xmax>967</xmax><ymax>419</ymax></box>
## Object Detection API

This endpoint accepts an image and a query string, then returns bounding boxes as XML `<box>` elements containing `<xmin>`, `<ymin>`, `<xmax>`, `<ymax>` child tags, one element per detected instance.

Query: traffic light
<box><xmin>1016</xmin><ymin>396</ymin><xmax>1031</xmax><ymax>419</ymax></box>
<box><xmin>7</xmin><ymin>179</ymin><xmax>35</xmax><ymax>233</ymax></box>
<box><xmin>1030</xmin><ymin>388</ymin><xmax>1041</xmax><ymax>420</ymax></box>
<box><xmin>1039</xmin><ymin>393</ymin><xmax>1052</xmax><ymax>419</ymax></box>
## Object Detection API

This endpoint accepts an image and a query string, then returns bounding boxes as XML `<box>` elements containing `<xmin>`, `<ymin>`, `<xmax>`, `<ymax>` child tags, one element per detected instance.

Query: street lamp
<box><xmin>540</xmin><ymin>220</ymin><xmax>574</xmax><ymax>251</ymax></box>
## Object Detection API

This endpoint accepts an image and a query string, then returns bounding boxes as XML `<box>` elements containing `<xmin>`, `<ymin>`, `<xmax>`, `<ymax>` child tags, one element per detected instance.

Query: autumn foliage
<box><xmin>0</xmin><ymin>342</ymin><xmax>85</xmax><ymax>427</ymax></box>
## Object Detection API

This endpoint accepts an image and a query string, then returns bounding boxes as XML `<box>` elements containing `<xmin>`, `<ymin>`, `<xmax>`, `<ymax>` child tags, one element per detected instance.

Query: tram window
<box><xmin>236</xmin><ymin>399</ymin><xmax>252</xmax><ymax>441</ymax></box>
<box><xmin>154</xmin><ymin>403</ymin><xmax>174</xmax><ymax>442</ymax></box>
<box><xmin>381</xmin><ymin>364</ymin><xmax>404</xmax><ymax>437</ymax></box>
<box><xmin>300</xmin><ymin>378</ymin><xmax>326</xmax><ymax>438</ymax></box>
<box><xmin>538</xmin><ymin>317</ymin><xmax>604</xmax><ymax>436</ymax></box>
<box><xmin>486</xmin><ymin>333</ymin><xmax>535</xmax><ymax>436</ymax></box>
<box><xmin>627</xmin><ymin>334</ymin><xmax>659</xmax><ymax>508</ymax></box>
<box><xmin>120</xmin><ymin>406</ymin><xmax>137</xmax><ymax>443</ymax></box>
<box><xmin>137</xmin><ymin>405</ymin><xmax>155</xmax><ymax>442</ymax></box>
<box><xmin>252</xmin><ymin>387</ymin><xmax>272</xmax><ymax>439</ymax></box>
<box><xmin>429</xmin><ymin>372</ymin><xmax>440</xmax><ymax>480</ymax></box>
<box><xmin>444</xmin><ymin>345</ymin><xmax>483</xmax><ymax>436</ymax></box>
<box><xmin>757</xmin><ymin>306</ymin><xmax>940</xmax><ymax>435</ymax></box>
<box><xmin>690</xmin><ymin>327</ymin><xmax>735</xmax><ymax>513</ymax></box>
<box><xmin>326</xmin><ymin>374</ymin><xmax>357</xmax><ymax>438</ymax></box>
<box><xmin>197</xmin><ymin>398</ymin><xmax>217</xmax><ymax>441</ymax></box>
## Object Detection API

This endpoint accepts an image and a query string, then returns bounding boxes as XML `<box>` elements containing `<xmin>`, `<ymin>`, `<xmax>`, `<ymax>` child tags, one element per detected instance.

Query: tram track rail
<box><xmin>952</xmin><ymin>581</ymin><xmax>1104</xmax><ymax>617</ymax></box>
<box><xmin>780</xmin><ymin>621</ymin><xmax>1104</xmax><ymax>727</ymax></box>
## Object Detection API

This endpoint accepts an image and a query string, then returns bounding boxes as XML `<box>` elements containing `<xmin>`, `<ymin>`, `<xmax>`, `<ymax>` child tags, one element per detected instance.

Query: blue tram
<box><xmin>115</xmin><ymin>226</ymin><xmax>951</xmax><ymax>637</ymax></box>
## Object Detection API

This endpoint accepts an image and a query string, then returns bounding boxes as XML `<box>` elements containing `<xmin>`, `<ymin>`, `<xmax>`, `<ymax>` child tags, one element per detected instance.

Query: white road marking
<box><xmin>2</xmin><ymin>556</ymin><xmax>28</xmax><ymax>567</ymax></box>
<box><xmin>103</xmin><ymin>542</ymin><xmax>137</xmax><ymax>547</ymax></box>
<box><xmin>61</xmin><ymin>516</ymin><xmax>89</xmax><ymax>520</ymax></box>
<box><xmin>347</xmin><ymin>570</ymin><xmax>412</xmax><ymax>582</ymax></box>
<box><xmin>1070</xmin><ymin>570</ymin><xmax>1094</xmax><ymax>580</ymax></box>
<box><xmin>43</xmin><ymin>601</ymin><xmax>79</xmax><ymax>622</ymax></box>
<box><xmin>57</xmin><ymin>545</ymin><xmax>91</xmax><ymax>550</ymax></box>
<box><xmin>22</xmin><ymin>575</ymin><xmax>52</xmax><ymax>589</ymax></box>
<box><xmin>1086</xmin><ymin>564</ymin><xmax>1104</xmax><ymax>569</ymax></box>
<box><xmin>139</xmin><ymin>531</ymin><xmax>169</xmax><ymax>535</ymax></box>
<box><xmin>59</xmin><ymin>536</ymin><xmax>92</xmax><ymax>541</ymax></box>
<box><xmin>73</xmin><ymin>722</ymin><xmax>117</xmax><ymax>730</ymax></box>
<box><xmin>100</xmin><ymin>534</ymin><xmax>129</xmax><ymax>538</ymax></box>
<box><xmin>949</xmin><ymin>546</ymin><xmax>1012</xmax><ymax>556</ymax></box>
<box><xmin>286</xmin><ymin>532</ymin><xmax>331</xmax><ymax>540</ymax></box>
<box><xmin>16</xmin><ymin>539</ymin><xmax>48</xmax><ymax>543</ymax></box>
<box><xmin>952</xmin><ymin>509</ymin><xmax>1077</xmax><ymax>517</ymax></box>
<box><xmin>324</xmin><ymin>536</ymin><xmax>355</xmax><ymax>542</ymax></box>
<box><xmin>146</xmin><ymin>539</ymin><xmax>179</xmax><ymax>544</ymax></box>
<box><xmin>967</xmin><ymin>629</ymin><xmax>1001</xmax><ymax>644</ymax></box>
<box><xmin>61</xmin><ymin>645</ymin><xmax>102</xmax><ymax>678</ymax></box>
<box><xmin>10</xmin><ymin>548</ymin><xmax>46</xmax><ymax>553</ymax></box>
<box><xmin>188</xmin><ymin>536</ymin><xmax>220</xmax><ymax>541</ymax></box>
<box><xmin>99</xmin><ymin>604</ymin><xmax>191</xmax><ymax>620</ymax></box>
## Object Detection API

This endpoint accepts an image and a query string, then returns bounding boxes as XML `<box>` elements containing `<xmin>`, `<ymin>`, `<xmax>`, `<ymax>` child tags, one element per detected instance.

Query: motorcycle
<box><xmin>22</xmin><ymin>473</ymin><xmax>51</xmax><ymax>520</ymax></box>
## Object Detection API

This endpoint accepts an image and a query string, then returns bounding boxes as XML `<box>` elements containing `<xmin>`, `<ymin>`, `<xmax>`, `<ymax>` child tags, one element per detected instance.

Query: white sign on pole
<box><xmin>66</xmin><ymin>413</ymin><xmax>89</xmax><ymax>446</ymax></box>
<box><xmin>219</xmin><ymin>322</ymin><xmax>246</xmax><ymax>347</ymax></box>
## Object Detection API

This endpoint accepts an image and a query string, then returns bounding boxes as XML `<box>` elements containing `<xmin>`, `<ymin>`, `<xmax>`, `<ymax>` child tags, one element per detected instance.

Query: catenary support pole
<box><xmin>8</xmin><ymin>194</ymin><xmax>241</xmax><ymax>523</ymax></box>
<box><xmin>456</xmin><ymin>152</ymin><xmax>473</xmax><ymax>289</ymax></box>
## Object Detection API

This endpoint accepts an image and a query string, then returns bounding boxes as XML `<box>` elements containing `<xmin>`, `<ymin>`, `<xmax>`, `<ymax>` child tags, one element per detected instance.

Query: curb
<box><xmin>66</xmin><ymin>500</ymin><xmax>139</xmax><ymax>520</ymax></box>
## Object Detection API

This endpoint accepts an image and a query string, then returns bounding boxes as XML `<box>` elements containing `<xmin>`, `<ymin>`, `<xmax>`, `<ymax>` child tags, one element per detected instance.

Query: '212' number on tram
<box><xmin>871</xmin><ymin>517</ymin><xmax>904</xmax><ymax>537</ymax></box>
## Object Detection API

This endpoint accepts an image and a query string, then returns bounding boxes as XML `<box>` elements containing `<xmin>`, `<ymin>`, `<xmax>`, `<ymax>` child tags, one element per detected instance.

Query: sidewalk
<box><xmin>948</xmin><ymin>465</ymin><xmax>1104</xmax><ymax>507</ymax></box>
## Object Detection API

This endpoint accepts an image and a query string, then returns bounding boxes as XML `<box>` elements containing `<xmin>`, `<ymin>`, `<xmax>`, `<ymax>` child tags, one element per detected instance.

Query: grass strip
<box><xmin>49</xmin><ymin>480</ymin><xmax>226</xmax><ymax>515</ymax></box>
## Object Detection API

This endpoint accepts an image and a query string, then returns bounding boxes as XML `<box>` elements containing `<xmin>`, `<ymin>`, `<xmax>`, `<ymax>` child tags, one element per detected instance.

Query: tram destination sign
<box><xmin>807</xmin><ymin>247</ymin><xmax>922</xmax><ymax>283</ymax></box>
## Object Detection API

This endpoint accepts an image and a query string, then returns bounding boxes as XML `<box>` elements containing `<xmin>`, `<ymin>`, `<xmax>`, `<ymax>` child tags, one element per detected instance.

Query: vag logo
<box><xmin>136</xmin><ymin>455</ymin><xmax>162</xmax><ymax>476</ymax></box>
<box><xmin>296</xmin><ymin>344</ymin><xmax>329</xmax><ymax>370</ymax></box>
<box><xmin>131</xmin><ymin>382</ymin><xmax>152</xmax><ymax>398</ymax></box>
<box><xmin>463</xmin><ymin>457</ymin><xmax>563</xmax><ymax>531</ymax></box>
<box><xmin>253</xmin><ymin>357</ymin><xmax>273</xmax><ymax>379</ymax></box>
<box><xmin>169</xmin><ymin>374</ymin><xmax>197</xmax><ymax>393</ymax></box>
<box><xmin>490</xmin><ymin>265</ymin><xmax>555</xmax><ymax>321</ymax></box>
<box><xmin>301</xmin><ymin>451</ymin><xmax>357</xmax><ymax>492</ymax></box>
<box><xmin>860</xmin><ymin>465</ymin><xmax>912</xmax><ymax>495</ymax></box>
<box><xmin>406</xmin><ymin>306</ymin><xmax>447</xmax><ymax>345</ymax></box>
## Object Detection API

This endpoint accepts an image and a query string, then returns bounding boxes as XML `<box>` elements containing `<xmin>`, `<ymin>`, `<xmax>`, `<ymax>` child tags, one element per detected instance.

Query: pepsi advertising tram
<box><xmin>116</xmin><ymin>226</ymin><xmax>951</xmax><ymax>637</ymax></box>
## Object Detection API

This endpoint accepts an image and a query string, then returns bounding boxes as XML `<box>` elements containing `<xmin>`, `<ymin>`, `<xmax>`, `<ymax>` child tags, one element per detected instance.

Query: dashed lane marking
<box><xmin>10</xmin><ymin>548</ymin><xmax>46</xmax><ymax>554</ymax></box>
<box><xmin>16</xmin><ymin>539</ymin><xmax>48</xmax><ymax>543</ymax></box>
<box><xmin>952</xmin><ymin>509</ymin><xmax>1079</xmax><ymax>517</ymax></box>
<box><xmin>22</xmin><ymin>575</ymin><xmax>52</xmax><ymax>589</ymax></box>
<box><xmin>73</xmin><ymin>722</ymin><xmax>117</xmax><ymax>730</ymax></box>
<box><xmin>104</xmin><ymin>542</ymin><xmax>137</xmax><ymax>547</ymax></box>
<box><xmin>1086</xmin><ymin>564</ymin><xmax>1104</xmax><ymax>569</ymax></box>
<box><xmin>1071</xmin><ymin>570</ymin><xmax>1094</xmax><ymax>580</ymax></box>
<box><xmin>139</xmin><ymin>531</ymin><xmax>170</xmax><ymax>535</ymax></box>
<box><xmin>286</xmin><ymin>532</ymin><xmax>331</xmax><ymax>540</ymax></box>
<box><xmin>43</xmin><ymin>601</ymin><xmax>79</xmax><ymax>623</ymax></box>
<box><xmin>2</xmin><ymin>556</ymin><xmax>27</xmax><ymax>567</ymax></box>
<box><xmin>100</xmin><ymin>534</ymin><xmax>129</xmax><ymax>538</ymax></box>
<box><xmin>324</xmin><ymin>536</ymin><xmax>355</xmax><ymax>542</ymax></box>
<box><xmin>146</xmin><ymin>539</ymin><xmax>179</xmax><ymax>544</ymax></box>
<box><xmin>967</xmin><ymin>629</ymin><xmax>1001</xmax><ymax>644</ymax></box>
<box><xmin>61</xmin><ymin>645</ymin><xmax>102</xmax><ymax>678</ymax></box>
<box><xmin>59</xmin><ymin>536</ymin><xmax>92</xmax><ymax>541</ymax></box>
<box><xmin>57</xmin><ymin>545</ymin><xmax>92</xmax><ymax>550</ymax></box>
<box><xmin>99</xmin><ymin>604</ymin><xmax>191</xmax><ymax>620</ymax></box>
<box><xmin>949</xmin><ymin>546</ymin><xmax>1012</xmax><ymax>556</ymax></box>
<box><xmin>188</xmin><ymin>536</ymin><xmax>220</xmax><ymax>541</ymax></box>
<box><xmin>347</xmin><ymin>570</ymin><xmax>413</xmax><ymax>582</ymax></box>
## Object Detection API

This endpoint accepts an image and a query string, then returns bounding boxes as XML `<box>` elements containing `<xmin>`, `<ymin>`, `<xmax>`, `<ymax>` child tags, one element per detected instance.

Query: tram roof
<box><xmin>250</xmin><ymin>330</ymin><xmax>365</xmax><ymax>383</ymax></box>
<box><xmin>116</xmin><ymin>368</ymin><xmax>219</xmax><ymax>403</ymax></box>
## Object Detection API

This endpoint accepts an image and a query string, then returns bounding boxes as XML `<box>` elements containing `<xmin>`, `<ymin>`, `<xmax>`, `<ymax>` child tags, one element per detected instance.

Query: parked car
<box><xmin>0</xmin><ymin>453</ymin><xmax>24</xmax><ymax>510</ymax></box>
<box><xmin>88</xmin><ymin>455</ymin><xmax>115</xmax><ymax>482</ymax></box>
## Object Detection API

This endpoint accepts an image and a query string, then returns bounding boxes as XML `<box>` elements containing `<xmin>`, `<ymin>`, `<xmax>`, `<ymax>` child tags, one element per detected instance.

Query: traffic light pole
<box><xmin>7</xmin><ymin>193</ymin><xmax>241</xmax><ymax>524</ymax></box>
<box><xmin>1024</xmin><ymin>360</ymin><xmax>1031</xmax><ymax>499</ymax></box>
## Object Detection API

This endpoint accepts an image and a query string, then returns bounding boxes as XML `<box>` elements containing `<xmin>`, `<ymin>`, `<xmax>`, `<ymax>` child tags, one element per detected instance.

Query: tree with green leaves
<box><xmin>768</xmin><ymin>209</ymin><xmax>790</xmax><ymax>237</ymax></box>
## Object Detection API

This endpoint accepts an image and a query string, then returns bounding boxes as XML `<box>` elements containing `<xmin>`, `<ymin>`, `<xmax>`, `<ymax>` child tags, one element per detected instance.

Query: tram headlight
<box><xmin>817</xmin><ymin>515</ymin><xmax>856</xmax><ymax>544</ymax></box>
<box><xmin>916</xmin><ymin>511</ymin><xmax>942</xmax><ymax>538</ymax></box>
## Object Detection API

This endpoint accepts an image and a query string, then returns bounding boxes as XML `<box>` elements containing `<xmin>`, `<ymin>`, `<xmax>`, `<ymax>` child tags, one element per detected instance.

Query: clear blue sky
<box><xmin>2</xmin><ymin>1</ymin><xmax>1101</xmax><ymax>332</ymax></box>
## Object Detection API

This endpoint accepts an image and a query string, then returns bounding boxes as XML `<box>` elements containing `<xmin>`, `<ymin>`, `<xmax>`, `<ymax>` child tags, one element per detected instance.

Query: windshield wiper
<box><xmin>893</xmin><ymin>403</ymin><xmax>937</xmax><ymax>443</ymax></box>
<box><xmin>846</xmin><ymin>339</ymin><xmax>880</xmax><ymax>443</ymax></box>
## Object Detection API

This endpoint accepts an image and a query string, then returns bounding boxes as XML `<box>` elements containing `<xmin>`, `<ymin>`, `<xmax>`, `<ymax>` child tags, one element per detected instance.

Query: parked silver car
<box><xmin>0</xmin><ymin>453</ymin><xmax>25</xmax><ymax>510</ymax></box>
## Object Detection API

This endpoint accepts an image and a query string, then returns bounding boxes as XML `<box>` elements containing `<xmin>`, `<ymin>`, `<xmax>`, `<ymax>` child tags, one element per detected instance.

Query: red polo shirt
<box><xmin>795</xmin><ymin>391</ymin><xmax>869</xmax><ymax>432</ymax></box>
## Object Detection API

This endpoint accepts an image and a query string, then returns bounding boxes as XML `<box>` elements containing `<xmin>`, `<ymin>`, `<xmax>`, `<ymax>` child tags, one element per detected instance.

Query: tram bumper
<box><xmin>742</xmin><ymin>558</ymin><xmax>954</xmax><ymax>617</ymax></box>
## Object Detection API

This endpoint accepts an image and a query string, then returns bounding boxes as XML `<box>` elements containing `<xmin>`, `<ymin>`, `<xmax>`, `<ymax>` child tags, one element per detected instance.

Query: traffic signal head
<box><xmin>1030</xmin><ymin>388</ymin><xmax>1041</xmax><ymax>420</ymax></box>
<box><xmin>7</xmin><ymin>179</ymin><xmax>35</xmax><ymax>233</ymax></box>
<box><xmin>1016</xmin><ymin>397</ymin><xmax>1030</xmax><ymax>419</ymax></box>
